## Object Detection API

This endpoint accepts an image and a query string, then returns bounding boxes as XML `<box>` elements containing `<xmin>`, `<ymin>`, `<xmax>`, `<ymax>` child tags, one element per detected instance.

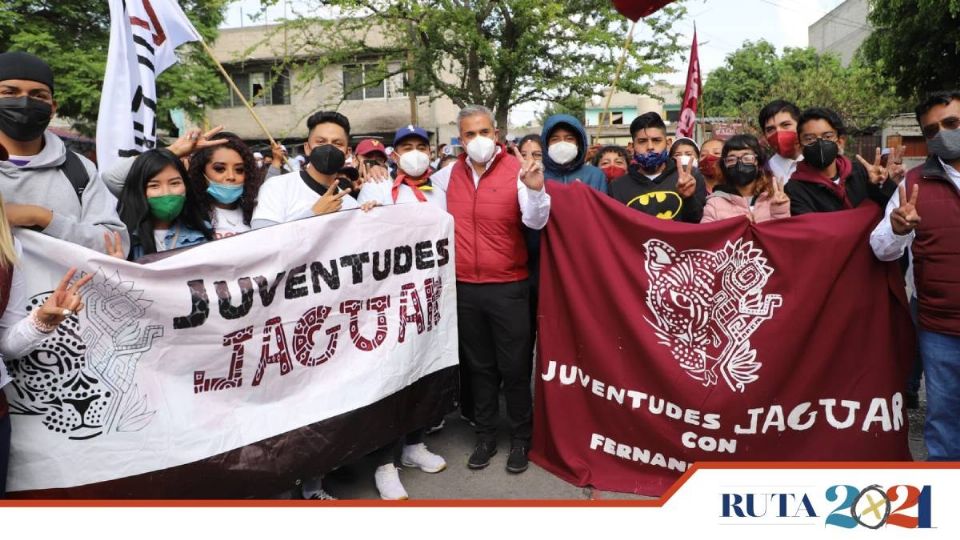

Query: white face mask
<box><xmin>398</xmin><ymin>149</ymin><xmax>431</xmax><ymax>177</ymax></box>
<box><xmin>548</xmin><ymin>141</ymin><xmax>579</xmax><ymax>165</ymax></box>
<box><xmin>466</xmin><ymin>136</ymin><xmax>496</xmax><ymax>164</ymax></box>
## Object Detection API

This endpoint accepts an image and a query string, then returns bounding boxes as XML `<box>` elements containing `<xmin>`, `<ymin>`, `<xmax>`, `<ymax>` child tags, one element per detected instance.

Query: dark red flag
<box><xmin>612</xmin><ymin>0</ymin><xmax>676</xmax><ymax>20</ymax></box>
<box><xmin>675</xmin><ymin>29</ymin><xmax>701</xmax><ymax>138</ymax></box>
<box><xmin>531</xmin><ymin>182</ymin><xmax>915</xmax><ymax>496</ymax></box>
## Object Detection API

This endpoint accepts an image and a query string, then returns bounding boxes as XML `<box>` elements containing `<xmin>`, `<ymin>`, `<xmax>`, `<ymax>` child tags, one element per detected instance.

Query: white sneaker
<box><xmin>374</xmin><ymin>464</ymin><xmax>409</xmax><ymax>500</ymax></box>
<box><xmin>401</xmin><ymin>443</ymin><xmax>447</xmax><ymax>473</ymax></box>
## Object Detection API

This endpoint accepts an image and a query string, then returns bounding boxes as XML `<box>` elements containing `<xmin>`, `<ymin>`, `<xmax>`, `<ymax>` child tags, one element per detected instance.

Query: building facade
<box><xmin>207</xmin><ymin>24</ymin><xmax>462</xmax><ymax>154</ymax></box>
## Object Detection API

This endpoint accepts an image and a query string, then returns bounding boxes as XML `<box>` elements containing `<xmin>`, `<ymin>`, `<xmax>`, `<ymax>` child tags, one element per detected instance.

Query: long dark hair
<box><xmin>187</xmin><ymin>133</ymin><xmax>263</xmax><ymax>225</ymax></box>
<box><xmin>118</xmin><ymin>149</ymin><xmax>214</xmax><ymax>259</ymax></box>
<box><xmin>718</xmin><ymin>134</ymin><xmax>772</xmax><ymax>196</ymax></box>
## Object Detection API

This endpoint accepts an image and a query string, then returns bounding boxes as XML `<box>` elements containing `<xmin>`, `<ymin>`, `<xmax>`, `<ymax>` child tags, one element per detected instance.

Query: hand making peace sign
<box><xmin>312</xmin><ymin>182</ymin><xmax>352</xmax><ymax>215</ymax></box>
<box><xmin>770</xmin><ymin>176</ymin><xmax>790</xmax><ymax>206</ymax></box>
<box><xmin>513</xmin><ymin>145</ymin><xmax>544</xmax><ymax>191</ymax></box>
<box><xmin>890</xmin><ymin>183</ymin><xmax>921</xmax><ymax>236</ymax></box>
<box><xmin>35</xmin><ymin>268</ymin><xmax>94</xmax><ymax>329</ymax></box>
<box><xmin>675</xmin><ymin>156</ymin><xmax>696</xmax><ymax>198</ymax></box>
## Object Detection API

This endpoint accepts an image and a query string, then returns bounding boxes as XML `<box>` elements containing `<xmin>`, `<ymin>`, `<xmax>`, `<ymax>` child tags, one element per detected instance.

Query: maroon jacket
<box><xmin>907</xmin><ymin>156</ymin><xmax>960</xmax><ymax>336</ymax></box>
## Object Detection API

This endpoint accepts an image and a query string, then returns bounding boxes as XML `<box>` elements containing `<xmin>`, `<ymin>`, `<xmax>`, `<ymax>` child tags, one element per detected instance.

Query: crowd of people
<box><xmin>0</xmin><ymin>50</ymin><xmax>959</xmax><ymax>500</ymax></box>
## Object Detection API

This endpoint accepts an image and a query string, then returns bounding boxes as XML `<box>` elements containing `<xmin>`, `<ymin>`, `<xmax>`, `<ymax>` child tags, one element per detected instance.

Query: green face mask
<box><xmin>147</xmin><ymin>194</ymin><xmax>186</xmax><ymax>222</ymax></box>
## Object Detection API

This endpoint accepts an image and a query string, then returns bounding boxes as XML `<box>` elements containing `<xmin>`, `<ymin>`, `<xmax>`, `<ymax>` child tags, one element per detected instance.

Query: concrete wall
<box><xmin>808</xmin><ymin>0</ymin><xmax>871</xmax><ymax>66</ymax></box>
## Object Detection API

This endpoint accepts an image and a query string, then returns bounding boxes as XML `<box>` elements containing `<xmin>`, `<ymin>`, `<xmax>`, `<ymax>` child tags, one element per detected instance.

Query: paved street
<box><xmin>323</xmin><ymin>411</ymin><xmax>647</xmax><ymax>501</ymax></box>
<box><xmin>321</xmin><ymin>392</ymin><xmax>928</xmax><ymax>501</ymax></box>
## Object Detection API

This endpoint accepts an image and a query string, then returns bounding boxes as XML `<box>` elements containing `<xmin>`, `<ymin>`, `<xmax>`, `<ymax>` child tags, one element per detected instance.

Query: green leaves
<box><xmin>265</xmin><ymin>0</ymin><xmax>687</xmax><ymax>127</ymax></box>
<box><xmin>0</xmin><ymin>0</ymin><xmax>230</xmax><ymax>137</ymax></box>
<box><xmin>702</xmin><ymin>40</ymin><xmax>902</xmax><ymax>134</ymax></box>
<box><xmin>861</xmin><ymin>0</ymin><xmax>960</xmax><ymax>101</ymax></box>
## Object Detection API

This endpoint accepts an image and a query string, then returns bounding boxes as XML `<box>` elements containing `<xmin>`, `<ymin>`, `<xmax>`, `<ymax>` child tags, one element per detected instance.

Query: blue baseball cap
<box><xmin>393</xmin><ymin>124</ymin><xmax>430</xmax><ymax>147</ymax></box>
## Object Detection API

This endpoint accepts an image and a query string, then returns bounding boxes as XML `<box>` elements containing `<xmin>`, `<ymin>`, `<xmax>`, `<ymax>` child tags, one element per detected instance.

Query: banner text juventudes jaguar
<box><xmin>4</xmin><ymin>204</ymin><xmax>458</xmax><ymax>498</ymax></box>
<box><xmin>531</xmin><ymin>183</ymin><xmax>915</xmax><ymax>496</ymax></box>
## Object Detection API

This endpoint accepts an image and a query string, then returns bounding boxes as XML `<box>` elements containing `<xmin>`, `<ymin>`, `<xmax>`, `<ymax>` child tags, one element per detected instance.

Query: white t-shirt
<box><xmin>768</xmin><ymin>152</ymin><xmax>802</xmax><ymax>183</ymax></box>
<box><xmin>357</xmin><ymin>178</ymin><xmax>446</xmax><ymax>210</ymax></box>
<box><xmin>212</xmin><ymin>206</ymin><xmax>250</xmax><ymax>239</ymax></box>
<box><xmin>252</xmin><ymin>170</ymin><xmax>359</xmax><ymax>225</ymax></box>
<box><xmin>153</xmin><ymin>229</ymin><xmax>171</xmax><ymax>252</ymax></box>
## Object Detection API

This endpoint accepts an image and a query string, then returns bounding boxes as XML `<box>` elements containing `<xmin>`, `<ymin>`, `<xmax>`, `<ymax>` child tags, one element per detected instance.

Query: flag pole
<box><xmin>595</xmin><ymin>20</ymin><xmax>637</xmax><ymax>144</ymax></box>
<box><xmin>197</xmin><ymin>39</ymin><xmax>285</xmax><ymax>157</ymax></box>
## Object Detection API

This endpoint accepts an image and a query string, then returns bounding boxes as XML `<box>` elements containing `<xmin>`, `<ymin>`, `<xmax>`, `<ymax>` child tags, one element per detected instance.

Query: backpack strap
<box><xmin>59</xmin><ymin>150</ymin><xmax>91</xmax><ymax>202</ymax></box>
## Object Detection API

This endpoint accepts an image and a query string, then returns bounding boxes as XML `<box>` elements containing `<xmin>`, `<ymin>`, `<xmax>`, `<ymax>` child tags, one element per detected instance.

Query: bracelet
<box><xmin>30</xmin><ymin>309</ymin><xmax>59</xmax><ymax>334</ymax></box>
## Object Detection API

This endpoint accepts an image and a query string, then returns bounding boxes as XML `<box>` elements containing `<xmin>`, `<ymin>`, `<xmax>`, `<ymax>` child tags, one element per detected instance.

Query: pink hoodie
<box><xmin>700</xmin><ymin>189</ymin><xmax>791</xmax><ymax>223</ymax></box>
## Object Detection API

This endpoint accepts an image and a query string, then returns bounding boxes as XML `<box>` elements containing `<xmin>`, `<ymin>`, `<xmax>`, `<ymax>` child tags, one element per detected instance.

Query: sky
<box><xmin>220</xmin><ymin>0</ymin><xmax>849</xmax><ymax>125</ymax></box>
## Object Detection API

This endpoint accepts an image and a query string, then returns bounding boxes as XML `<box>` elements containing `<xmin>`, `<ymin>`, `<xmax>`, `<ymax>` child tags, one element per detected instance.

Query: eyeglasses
<box><xmin>921</xmin><ymin>116</ymin><xmax>960</xmax><ymax>139</ymax></box>
<box><xmin>723</xmin><ymin>154</ymin><xmax>759</xmax><ymax>167</ymax></box>
<box><xmin>800</xmin><ymin>132</ymin><xmax>839</xmax><ymax>146</ymax></box>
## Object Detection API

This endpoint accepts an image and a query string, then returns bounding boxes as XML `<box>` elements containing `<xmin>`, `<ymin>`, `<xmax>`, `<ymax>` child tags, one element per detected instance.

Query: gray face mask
<box><xmin>928</xmin><ymin>128</ymin><xmax>960</xmax><ymax>161</ymax></box>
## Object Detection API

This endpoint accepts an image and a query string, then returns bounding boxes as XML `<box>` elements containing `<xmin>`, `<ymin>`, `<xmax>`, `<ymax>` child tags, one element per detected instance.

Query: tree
<box><xmin>257</xmin><ymin>0</ymin><xmax>687</xmax><ymax>131</ymax></box>
<box><xmin>537</xmin><ymin>94</ymin><xmax>587</xmax><ymax>126</ymax></box>
<box><xmin>860</xmin><ymin>0</ymin><xmax>960</xmax><ymax>101</ymax></box>
<box><xmin>702</xmin><ymin>40</ymin><xmax>902</xmax><ymax>134</ymax></box>
<box><xmin>0</xmin><ymin>0</ymin><xmax>231</xmax><ymax>136</ymax></box>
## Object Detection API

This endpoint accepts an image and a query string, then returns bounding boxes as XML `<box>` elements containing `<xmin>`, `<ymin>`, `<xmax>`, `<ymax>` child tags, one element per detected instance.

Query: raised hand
<box><xmin>886</xmin><ymin>145</ymin><xmax>907</xmax><ymax>183</ymax></box>
<box><xmin>770</xmin><ymin>177</ymin><xmax>790</xmax><ymax>206</ymax></box>
<box><xmin>104</xmin><ymin>231</ymin><xmax>125</xmax><ymax>259</ymax></box>
<box><xmin>167</xmin><ymin>126</ymin><xmax>228</xmax><ymax>158</ymax></box>
<box><xmin>891</xmin><ymin>183</ymin><xmax>921</xmax><ymax>235</ymax></box>
<box><xmin>312</xmin><ymin>184</ymin><xmax>351</xmax><ymax>215</ymax></box>
<box><xmin>675</xmin><ymin>156</ymin><xmax>696</xmax><ymax>198</ymax></box>
<box><xmin>36</xmin><ymin>268</ymin><xmax>94</xmax><ymax>329</ymax></box>
<box><xmin>513</xmin><ymin>145</ymin><xmax>544</xmax><ymax>191</ymax></box>
<box><xmin>359</xmin><ymin>158</ymin><xmax>390</xmax><ymax>184</ymax></box>
<box><xmin>270</xmin><ymin>141</ymin><xmax>288</xmax><ymax>167</ymax></box>
<box><xmin>856</xmin><ymin>147</ymin><xmax>890</xmax><ymax>185</ymax></box>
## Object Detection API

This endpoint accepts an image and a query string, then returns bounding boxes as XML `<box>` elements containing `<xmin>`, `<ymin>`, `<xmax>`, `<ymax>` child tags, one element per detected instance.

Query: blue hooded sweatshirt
<box><xmin>540</xmin><ymin>114</ymin><xmax>608</xmax><ymax>194</ymax></box>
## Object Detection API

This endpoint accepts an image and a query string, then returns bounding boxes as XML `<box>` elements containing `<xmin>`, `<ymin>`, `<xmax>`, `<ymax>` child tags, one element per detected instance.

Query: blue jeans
<box><xmin>0</xmin><ymin>412</ymin><xmax>9</xmax><ymax>497</ymax></box>
<box><xmin>919</xmin><ymin>329</ymin><xmax>960</xmax><ymax>460</ymax></box>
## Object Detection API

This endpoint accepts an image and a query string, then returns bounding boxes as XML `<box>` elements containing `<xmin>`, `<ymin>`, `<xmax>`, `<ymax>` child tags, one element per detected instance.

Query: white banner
<box><xmin>3</xmin><ymin>204</ymin><xmax>458</xmax><ymax>493</ymax></box>
<box><xmin>95</xmin><ymin>0</ymin><xmax>201</xmax><ymax>172</ymax></box>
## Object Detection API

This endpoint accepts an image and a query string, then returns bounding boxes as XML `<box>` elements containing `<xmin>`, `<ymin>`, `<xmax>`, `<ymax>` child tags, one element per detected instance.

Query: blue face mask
<box><xmin>206</xmin><ymin>181</ymin><xmax>244</xmax><ymax>204</ymax></box>
<box><xmin>634</xmin><ymin>149</ymin><xmax>670</xmax><ymax>171</ymax></box>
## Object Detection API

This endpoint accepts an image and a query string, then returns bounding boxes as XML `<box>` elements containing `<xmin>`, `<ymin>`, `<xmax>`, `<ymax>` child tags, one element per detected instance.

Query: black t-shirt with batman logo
<box><xmin>608</xmin><ymin>160</ymin><xmax>706</xmax><ymax>223</ymax></box>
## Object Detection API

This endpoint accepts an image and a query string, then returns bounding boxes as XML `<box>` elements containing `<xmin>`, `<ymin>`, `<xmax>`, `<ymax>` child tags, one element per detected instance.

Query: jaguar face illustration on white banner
<box><xmin>642</xmin><ymin>238</ymin><xmax>783</xmax><ymax>392</ymax></box>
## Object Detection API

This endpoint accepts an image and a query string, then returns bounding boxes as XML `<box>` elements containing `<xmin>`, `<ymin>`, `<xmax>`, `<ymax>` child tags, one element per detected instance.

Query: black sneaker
<box><xmin>468</xmin><ymin>439</ymin><xmax>497</xmax><ymax>469</ymax></box>
<box><xmin>506</xmin><ymin>442</ymin><xmax>529</xmax><ymax>474</ymax></box>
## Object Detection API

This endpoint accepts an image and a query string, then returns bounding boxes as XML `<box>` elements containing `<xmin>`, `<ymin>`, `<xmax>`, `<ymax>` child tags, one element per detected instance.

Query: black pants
<box><xmin>457</xmin><ymin>280</ymin><xmax>533</xmax><ymax>442</ymax></box>
<box><xmin>1</xmin><ymin>412</ymin><xmax>10</xmax><ymax>498</ymax></box>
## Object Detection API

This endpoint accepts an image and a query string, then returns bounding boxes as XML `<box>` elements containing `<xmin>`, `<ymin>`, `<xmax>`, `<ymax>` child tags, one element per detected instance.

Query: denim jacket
<box><xmin>130</xmin><ymin>221</ymin><xmax>209</xmax><ymax>260</ymax></box>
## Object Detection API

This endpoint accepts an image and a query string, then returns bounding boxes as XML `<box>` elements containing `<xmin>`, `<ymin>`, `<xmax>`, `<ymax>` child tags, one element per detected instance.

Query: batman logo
<box><xmin>626</xmin><ymin>190</ymin><xmax>683</xmax><ymax>219</ymax></box>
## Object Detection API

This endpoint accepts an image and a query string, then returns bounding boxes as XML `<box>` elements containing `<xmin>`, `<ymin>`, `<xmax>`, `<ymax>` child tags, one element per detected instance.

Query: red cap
<box><xmin>355</xmin><ymin>139</ymin><xmax>388</xmax><ymax>158</ymax></box>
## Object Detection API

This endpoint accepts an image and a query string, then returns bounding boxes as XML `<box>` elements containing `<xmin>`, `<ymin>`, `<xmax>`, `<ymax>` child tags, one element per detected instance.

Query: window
<box><xmin>598</xmin><ymin>111</ymin><xmax>624</xmax><ymax>125</ymax></box>
<box><xmin>342</xmin><ymin>62</ymin><xmax>405</xmax><ymax>100</ymax></box>
<box><xmin>665</xmin><ymin>108</ymin><xmax>681</xmax><ymax>123</ymax></box>
<box><xmin>219</xmin><ymin>66</ymin><xmax>290</xmax><ymax>108</ymax></box>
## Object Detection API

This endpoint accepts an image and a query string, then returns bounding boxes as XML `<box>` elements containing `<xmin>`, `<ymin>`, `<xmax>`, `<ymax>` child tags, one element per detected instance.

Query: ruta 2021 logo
<box><xmin>722</xmin><ymin>484</ymin><xmax>932</xmax><ymax>529</ymax></box>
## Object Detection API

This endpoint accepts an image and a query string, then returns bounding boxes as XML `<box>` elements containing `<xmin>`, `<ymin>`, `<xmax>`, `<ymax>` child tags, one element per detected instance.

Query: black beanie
<box><xmin>0</xmin><ymin>52</ymin><xmax>55</xmax><ymax>93</ymax></box>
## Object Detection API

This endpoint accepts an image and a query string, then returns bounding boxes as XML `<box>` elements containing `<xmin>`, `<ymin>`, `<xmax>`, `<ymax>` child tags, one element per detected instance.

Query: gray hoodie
<box><xmin>0</xmin><ymin>131</ymin><xmax>129</xmax><ymax>251</ymax></box>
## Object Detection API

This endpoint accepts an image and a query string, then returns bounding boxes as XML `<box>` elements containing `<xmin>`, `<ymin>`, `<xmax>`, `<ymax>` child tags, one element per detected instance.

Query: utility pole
<box><xmin>407</xmin><ymin>21</ymin><xmax>419</xmax><ymax>125</ymax></box>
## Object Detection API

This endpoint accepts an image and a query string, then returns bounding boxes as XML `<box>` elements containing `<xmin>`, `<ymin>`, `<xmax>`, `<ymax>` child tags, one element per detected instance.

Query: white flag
<box><xmin>96</xmin><ymin>0</ymin><xmax>201</xmax><ymax>172</ymax></box>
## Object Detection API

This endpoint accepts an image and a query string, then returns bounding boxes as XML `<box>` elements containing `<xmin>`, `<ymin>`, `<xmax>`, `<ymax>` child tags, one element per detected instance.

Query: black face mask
<box><xmin>309</xmin><ymin>144</ymin><xmax>346</xmax><ymax>175</ymax></box>
<box><xmin>802</xmin><ymin>139</ymin><xmax>839</xmax><ymax>170</ymax></box>
<box><xmin>0</xmin><ymin>96</ymin><xmax>52</xmax><ymax>142</ymax></box>
<box><xmin>723</xmin><ymin>162</ymin><xmax>759</xmax><ymax>187</ymax></box>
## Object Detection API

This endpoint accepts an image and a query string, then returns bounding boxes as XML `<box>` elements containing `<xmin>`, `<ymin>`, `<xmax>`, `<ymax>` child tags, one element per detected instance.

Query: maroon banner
<box><xmin>675</xmin><ymin>29</ymin><xmax>701</xmax><ymax>138</ymax></box>
<box><xmin>612</xmin><ymin>0</ymin><xmax>676</xmax><ymax>21</ymax></box>
<box><xmin>531</xmin><ymin>182</ymin><xmax>915</xmax><ymax>496</ymax></box>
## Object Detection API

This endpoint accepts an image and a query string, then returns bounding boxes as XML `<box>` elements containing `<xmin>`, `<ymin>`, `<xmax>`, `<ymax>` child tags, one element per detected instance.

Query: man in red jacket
<box><xmin>431</xmin><ymin>105</ymin><xmax>550</xmax><ymax>473</ymax></box>
<box><xmin>870</xmin><ymin>91</ymin><xmax>960</xmax><ymax>460</ymax></box>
